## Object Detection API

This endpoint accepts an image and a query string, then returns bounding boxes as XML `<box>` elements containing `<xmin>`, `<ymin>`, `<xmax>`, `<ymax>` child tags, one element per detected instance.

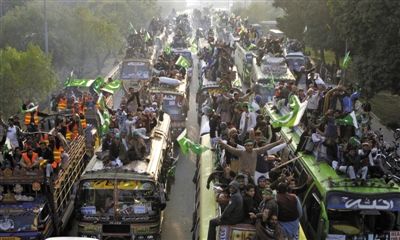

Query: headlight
<box><xmin>147</xmin><ymin>235</ymin><xmax>154</xmax><ymax>239</ymax></box>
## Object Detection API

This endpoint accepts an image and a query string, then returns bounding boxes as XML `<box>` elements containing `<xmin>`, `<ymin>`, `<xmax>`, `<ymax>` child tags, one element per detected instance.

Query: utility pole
<box><xmin>44</xmin><ymin>0</ymin><xmax>49</xmax><ymax>55</ymax></box>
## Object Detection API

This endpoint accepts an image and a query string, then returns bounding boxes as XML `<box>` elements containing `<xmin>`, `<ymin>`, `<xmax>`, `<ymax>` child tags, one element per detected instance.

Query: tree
<box><xmin>329</xmin><ymin>0</ymin><xmax>400</xmax><ymax>96</ymax></box>
<box><xmin>0</xmin><ymin>45</ymin><xmax>57</xmax><ymax>116</ymax></box>
<box><xmin>232</xmin><ymin>1</ymin><xmax>283</xmax><ymax>23</ymax></box>
<box><xmin>273</xmin><ymin>0</ymin><xmax>307</xmax><ymax>40</ymax></box>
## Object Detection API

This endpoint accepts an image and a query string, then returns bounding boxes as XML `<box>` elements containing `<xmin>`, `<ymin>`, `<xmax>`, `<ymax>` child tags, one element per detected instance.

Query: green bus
<box><xmin>265</xmin><ymin>104</ymin><xmax>400</xmax><ymax>240</ymax></box>
<box><xmin>192</xmin><ymin>116</ymin><xmax>307</xmax><ymax>240</ymax></box>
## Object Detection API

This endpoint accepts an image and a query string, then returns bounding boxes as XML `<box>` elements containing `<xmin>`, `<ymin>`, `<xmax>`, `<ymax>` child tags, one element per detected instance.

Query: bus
<box><xmin>265</xmin><ymin>104</ymin><xmax>400</xmax><ymax>240</ymax></box>
<box><xmin>171</xmin><ymin>48</ymin><xmax>193</xmax><ymax>81</ymax></box>
<box><xmin>0</xmin><ymin>135</ymin><xmax>90</xmax><ymax>239</ymax></box>
<box><xmin>234</xmin><ymin>42</ymin><xmax>254</xmax><ymax>85</ymax></box>
<box><xmin>119</xmin><ymin>58</ymin><xmax>152</xmax><ymax>89</ymax></box>
<box><xmin>75</xmin><ymin>113</ymin><xmax>173</xmax><ymax>240</ymax></box>
<box><xmin>149</xmin><ymin>76</ymin><xmax>189</xmax><ymax>140</ymax></box>
<box><xmin>251</xmin><ymin>54</ymin><xmax>295</xmax><ymax>105</ymax></box>
<box><xmin>192</xmin><ymin>116</ymin><xmax>307</xmax><ymax>240</ymax></box>
<box><xmin>196</xmin><ymin>61</ymin><xmax>242</xmax><ymax>124</ymax></box>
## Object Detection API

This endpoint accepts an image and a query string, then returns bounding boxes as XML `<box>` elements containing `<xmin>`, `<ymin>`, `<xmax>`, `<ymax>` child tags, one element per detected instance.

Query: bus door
<box><xmin>301</xmin><ymin>185</ymin><xmax>327</xmax><ymax>240</ymax></box>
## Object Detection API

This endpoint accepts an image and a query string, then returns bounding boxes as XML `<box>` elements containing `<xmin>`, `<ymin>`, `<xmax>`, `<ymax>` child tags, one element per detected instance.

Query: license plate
<box><xmin>0</xmin><ymin>237</ymin><xmax>20</xmax><ymax>240</ymax></box>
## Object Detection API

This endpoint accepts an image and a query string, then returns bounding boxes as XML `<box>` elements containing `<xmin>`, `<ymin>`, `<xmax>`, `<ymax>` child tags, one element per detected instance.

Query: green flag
<box><xmin>336</xmin><ymin>111</ymin><xmax>359</xmax><ymax>129</ymax></box>
<box><xmin>341</xmin><ymin>51</ymin><xmax>351</xmax><ymax>69</ymax></box>
<box><xmin>271</xmin><ymin>95</ymin><xmax>308</xmax><ymax>128</ymax></box>
<box><xmin>190</xmin><ymin>42</ymin><xmax>198</xmax><ymax>53</ymax></box>
<box><xmin>129</xmin><ymin>23</ymin><xmax>137</xmax><ymax>35</ymax></box>
<box><xmin>96</xmin><ymin>93</ymin><xmax>106</xmax><ymax>110</ymax></box>
<box><xmin>175</xmin><ymin>56</ymin><xmax>191</xmax><ymax>69</ymax></box>
<box><xmin>164</xmin><ymin>44</ymin><xmax>172</xmax><ymax>55</ymax></box>
<box><xmin>97</xmin><ymin>109</ymin><xmax>110</xmax><ymax>135</ymax></box>
<box><xmin>144</xmin><ymin>31</ymin><xmax>151</xmax><ymax>42</ymax></box>
<box><xmin>177</xmin><ymin>130</ymin><xmax>208</xmax><ymax>155</ymax></box>
<box><xmin>92</xmin><ymin>77</ymin><xmax>105</xmax><ymax>94</ymax></box>
<box><xmin>65</xmin><ymin>79</ymin><xmax>95</xmax><ymax>88</ymax></box>
<box><xmin>101</xmin><ymin>80</ymin><xmax>122</xmax><ymax>94</ymax></box>
<box><xmin>245</xmin><ymin>43</ymin><xmax>257</xmax><ymax>51</ymax></box>
<box><xmin>21</xmin><ymin>105</ymin><xmax>38</xmax><ymax>113</ymax></box>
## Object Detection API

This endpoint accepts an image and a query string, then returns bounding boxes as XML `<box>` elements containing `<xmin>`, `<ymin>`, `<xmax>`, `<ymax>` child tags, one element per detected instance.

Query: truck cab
<box><xmin>119</xmin><ymin>59</ymin><xmax>152</xmax><ymax>89</ymax></box>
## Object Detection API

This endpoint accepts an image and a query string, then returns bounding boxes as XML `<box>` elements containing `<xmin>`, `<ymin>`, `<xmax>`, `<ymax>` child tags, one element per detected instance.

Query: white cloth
<box><xmin>307</xmin><ymin>92</ymin><xmax>320</xmax><ymax>110</ymax></box>
<box><xmin>239</xmin><ymin>112</ymin><xmax>257</xmax><ymax>133</ymax></box>
<box><xmin>6</xmin><ymin>126</ymin><xmax>19</xmax><ymax>149</ymax></box>
<box><xmin>251</xmin><ymin>101</ymin><xmax>261</xmax><ymax>112</ymax></box>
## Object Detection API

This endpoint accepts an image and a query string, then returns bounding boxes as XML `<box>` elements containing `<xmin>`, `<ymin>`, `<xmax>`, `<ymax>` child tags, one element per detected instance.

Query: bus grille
<box><xmin>102</xmin><ymin>224</ymin><xmax>130</xmax><ymax>234</ymax></box>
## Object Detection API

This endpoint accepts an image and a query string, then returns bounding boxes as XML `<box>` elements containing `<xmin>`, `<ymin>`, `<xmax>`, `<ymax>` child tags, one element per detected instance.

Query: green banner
<box><xmin>101</xmin><ymin>80</ymin><xmax>122</xmax><ymax>94</ymax></box>
<box><xmin>175</xmin><ymin>56</ymin><xmax>191</xmax><ymax>69</ymax></box>
<box><xmin>64</xmin><ymin>79</ymin><xmax>95</xmax><ymax>88</ymax></box>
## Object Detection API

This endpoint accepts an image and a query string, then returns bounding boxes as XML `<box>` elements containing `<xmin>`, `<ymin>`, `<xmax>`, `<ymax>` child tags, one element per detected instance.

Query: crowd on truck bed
<box><xmin>200</xmin><ymin>11</ymin><xmax>397</xmax><ymax>240</ymax></box>
<box><xmin>153</xmin><ymin>51</ymin><xmax>187</xmax><ymax>79</ymax></box>
<box><xmin>198</xmin><ymin>35</ymin><xmax>235</xmax><ymax>85</ymax></box>
<box><xmin>171</xmin><ymin>14</ymin><xmax>192</xmax><ymax>49</ymax></box>
<box><xmin>126</xmin><ymin>27</ymin><xmax>156</xmax><ymax>59</ymax></box>
<box><xmin>97</xmin><ymin>81</ymin><xmax>164</xmax><ymax>167</ymax></box>
<box><xmin>0</xmin><ymin>87</ymin><xmax>102</xmax><ymax>179</ymax></box>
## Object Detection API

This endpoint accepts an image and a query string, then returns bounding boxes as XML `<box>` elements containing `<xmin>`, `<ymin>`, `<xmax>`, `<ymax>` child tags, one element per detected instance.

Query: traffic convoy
<box><xmin>0</xmin><ymin>8</ymin><xmax>400</xmax><ymax>240</ymax></box>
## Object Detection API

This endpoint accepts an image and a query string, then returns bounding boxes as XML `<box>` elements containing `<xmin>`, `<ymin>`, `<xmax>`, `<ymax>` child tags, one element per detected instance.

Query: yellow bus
<box><xmin>75</xmin><ymin>113</ymin><xmax>173</xmax><ymax>240</ymax></box>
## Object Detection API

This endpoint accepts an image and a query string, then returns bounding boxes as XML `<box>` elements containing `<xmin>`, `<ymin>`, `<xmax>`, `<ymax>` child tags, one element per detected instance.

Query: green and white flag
<box><xmin>101</xmin><ymin>80</ymin><xmax>122</xmax><ymax>94</ymax></box>
<box><xmin>271</xmin><ymin>95</ymin><xmax>308</xmax><ymax>128</ymax></box>
<box><xmin>175</xmin><ymin>56</ymin><xmax>191</xmax><ymax>69</ymax></box>
<box><xmin>144</xmin><ymin>31</ymin><xmax>152</xmax><ymax>42</ymax></box>
<box><xmin>341</xmin><ymin>51</ymin><xmax>351</xmax><ymax>69</ymax></box>
<box><xmin>164</xmin><ymin>44</ymin><xmax>172</xmax><ymax>55</ymax></box>
<box><xmin>65</xmin><ymin>79</ymin><xmax>95</xmax><ymax>88</ymax></box>
<box><xmin>336</xmin><ymin>111</ymin><xmax>359</xmax><ymax>129</ymax></box>
<box><xmin>245</xmin><ymin>43</ymin><xmax>257</xmax><ymax>51</ymax></box>
<box><xmin>21</xmin><ymin>105</ymin><xmax>38</xmax><ymax>113</ymax></box>
<box><xmin>97</xmin><ymin>109</ymin><xmax>111</xmax><ymax>135</ymax></box>
<box><xmin>96</xmin><ymin>93</ymin><xmax>106</xmax><ymax>110</ymax></box>
<box><xmin>129</xmin><ymin>23</ymin><xmax>137</xmax><ymax>35</ymax></box>
<box><xmin>190</xmin><ymin>42</ymin><xmax>198</xmax><ymax>53</ymax></box>
<box><xmin>92</xmin><ymin>77</ymin><xmax>105</xmax><ymax>94</ymax></box>
<box><xmin>177</xmin><ymin>130</ymin><xmax>208</xmax><ymax>155</ymax></box>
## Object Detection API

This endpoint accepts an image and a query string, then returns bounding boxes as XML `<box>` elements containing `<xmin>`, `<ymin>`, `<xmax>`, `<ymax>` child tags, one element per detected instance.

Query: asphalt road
<box><xmin>161</xmin><ymin>55</ymin><xmax>199</xmax><ymax>240</ymax></box>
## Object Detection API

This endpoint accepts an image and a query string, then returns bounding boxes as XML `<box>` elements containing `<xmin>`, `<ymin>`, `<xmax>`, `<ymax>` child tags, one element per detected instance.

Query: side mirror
<box><xmin>158</xmin><ymin>110</ymin><xmax>164</xmax><ymax>121</ymax></box>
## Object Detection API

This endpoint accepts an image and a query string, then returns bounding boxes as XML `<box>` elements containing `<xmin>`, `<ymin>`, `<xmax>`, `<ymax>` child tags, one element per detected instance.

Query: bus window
<box><xmin>304</xmin><ymin>190</ymin><xmax>322</xmax><ymax>238</ymax></box>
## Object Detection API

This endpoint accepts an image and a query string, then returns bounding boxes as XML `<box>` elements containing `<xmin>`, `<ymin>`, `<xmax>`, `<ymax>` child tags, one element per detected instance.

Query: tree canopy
<box><xmin>0</xmin><ymin>0</ymin><xmax>160</xmax><ymax>116</ymax></box>
<box><xmin>273</xmin><ymin>0</ymin><xmax>400</xmax><ymax>96</ymax></box>
<box><xmin>232</xmin><ymin>1</ymin><xmax>283</xmax><ymax>23</ymax></box>
<box><xmin>0</xmin><ymin>45</ymin><xmax>57</xmax><ymax>116</ymax></box>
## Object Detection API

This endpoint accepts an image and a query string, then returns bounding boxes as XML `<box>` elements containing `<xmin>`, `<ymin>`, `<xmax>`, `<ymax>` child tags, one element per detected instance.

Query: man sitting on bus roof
<box><xmin>207</xmin><ymin>180</ymin><xmax>244</xmax><ymax>240</ymax></box>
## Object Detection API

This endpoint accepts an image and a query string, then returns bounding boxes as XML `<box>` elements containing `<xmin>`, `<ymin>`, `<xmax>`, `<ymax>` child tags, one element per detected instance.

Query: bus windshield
<box><xmin>162</xmin><ymin>95</ymin><xmax>184</xmax><ymax>117</ymax></box>
<box><xmin>0</xmin><ymin>206</ymin><xmax>39</xmax><ymax>232</ymax></box>
<box><xmin>328</xmin><ymin>209</ymin><xmax>398</xmax><ymax>238</ymax></box>
<box><xmin>120</xmin><ymin>61</ymin><xmax>150</xmax><ymax>80</ymax></box>
<box><xmin>79</xmin><ymin>180</ymin><xmax>156</xmax><ymax>217</ymax></box>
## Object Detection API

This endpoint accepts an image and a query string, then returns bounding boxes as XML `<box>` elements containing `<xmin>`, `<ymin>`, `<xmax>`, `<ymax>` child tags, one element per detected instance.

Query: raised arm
<box><xmin>218</xmin><ymin>139</ymin><xmax>242</xmax><ymax>157</ymax></box>
<box><xmin>267</xmin><ymin>142</ymin><xmax>287</xmax><ymax>155</ymax></box>
<box><xmin>255</xmin><ymin>138</ymin><xmax>285</xmax><ymax>154</ymax></box>
<box><xmin>122</xmin><ymin>81</ymin><xmax>129</xmax><ymax>96</ymax></box>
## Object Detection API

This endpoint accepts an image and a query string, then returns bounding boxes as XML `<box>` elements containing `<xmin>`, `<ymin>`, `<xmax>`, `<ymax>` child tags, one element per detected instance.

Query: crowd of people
<box><xmin>198</xmin><ymin>10</ymin><xmax>390</xmax><ymax>240</ymax></box>
<box><xmin>0</xmin><ymin>88</ymin><xmax>99</xmax><ymax>178</ymax></box>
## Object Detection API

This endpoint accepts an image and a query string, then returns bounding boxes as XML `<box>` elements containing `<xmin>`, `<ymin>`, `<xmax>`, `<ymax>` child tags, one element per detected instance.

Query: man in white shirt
<box><xmin>2</xmin><ymin>117</ymin><xmax>21</xmax><ymax>150</ymax></box>
<box><xmin>239</xmin><ymin>105</ymin><xmax>257</xmax><ymax>133</ymax></box>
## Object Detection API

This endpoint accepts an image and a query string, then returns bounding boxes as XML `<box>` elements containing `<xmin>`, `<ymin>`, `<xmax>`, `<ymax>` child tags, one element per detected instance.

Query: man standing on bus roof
<box><xmin>218</xmin><ymin>138</ymin><xmax>285</xmax><ymax>182</ymax></box>
<box><xmin>276</xmin><ymin>182</ymin><xmax>302</xmax><ymax>239</ymax></box>
<box><xmin>207</xmin><ymin>180</ymin><xmax>244</xmax><ymax>240</ymax></box>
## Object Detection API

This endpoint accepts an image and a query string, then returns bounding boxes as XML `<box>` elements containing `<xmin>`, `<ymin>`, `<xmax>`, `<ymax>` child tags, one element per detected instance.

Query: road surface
<box><xmin>161</xmin><ymin>54</ymin><xmax>199</xmax><ymax>240</ymax></box>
